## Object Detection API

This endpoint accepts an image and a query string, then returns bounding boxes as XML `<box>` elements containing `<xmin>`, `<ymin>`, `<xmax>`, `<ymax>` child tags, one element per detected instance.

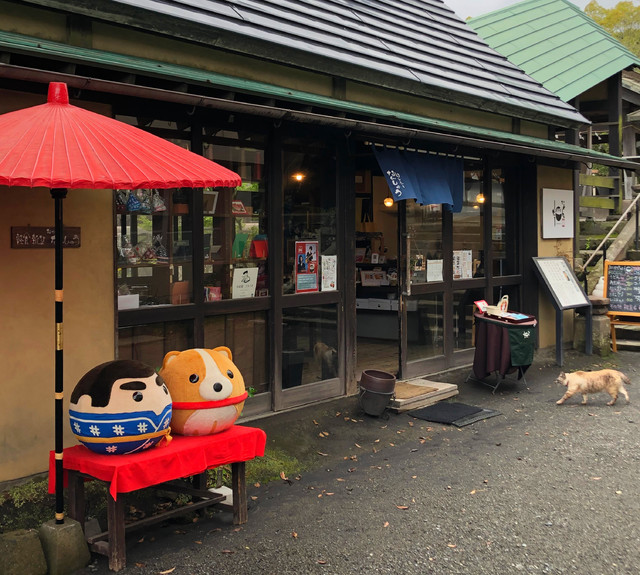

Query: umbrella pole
<box><xmin>52</xmin><ymin>187</ymin><xmax>67</xmax><ymax>524</ymax></box>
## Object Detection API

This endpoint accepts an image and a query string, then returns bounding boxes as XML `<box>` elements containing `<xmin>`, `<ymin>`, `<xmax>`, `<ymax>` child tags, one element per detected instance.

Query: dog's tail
<box><xmin>619</xmin><ymin>372</ymin><xmax>632</xmax><ymax>386</ymax></box>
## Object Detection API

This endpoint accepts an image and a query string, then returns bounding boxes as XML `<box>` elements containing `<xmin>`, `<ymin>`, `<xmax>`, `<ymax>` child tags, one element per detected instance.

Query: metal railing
<box><xmin>579</xmin><ymin>190</ymin><xmax>640</xmax><ymax>275</ymax></box>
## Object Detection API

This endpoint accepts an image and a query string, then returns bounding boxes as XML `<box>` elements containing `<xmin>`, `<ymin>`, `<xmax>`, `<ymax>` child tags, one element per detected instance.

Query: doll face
<box><xmin>161</xmin><ymin>348</ymin><xmax>245</xmax><ymax>403</ymax></box>
<box><xmin>72</xmin><ymin>371</ymin><xmax>171</xmax><ymax>416</ymax></box>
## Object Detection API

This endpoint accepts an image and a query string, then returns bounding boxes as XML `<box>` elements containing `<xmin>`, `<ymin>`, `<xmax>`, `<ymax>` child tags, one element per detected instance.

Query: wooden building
<box><xmin>1</xmin><ymin>0</ymin><xmax>638</xmax><ymax>484</ymax></box>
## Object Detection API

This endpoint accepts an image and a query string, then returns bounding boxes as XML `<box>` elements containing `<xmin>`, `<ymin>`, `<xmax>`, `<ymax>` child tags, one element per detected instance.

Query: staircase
<box><xmin>578</xmin><ymin>194</ymin><xmax>640</xmax><ymax>351</ymax></box>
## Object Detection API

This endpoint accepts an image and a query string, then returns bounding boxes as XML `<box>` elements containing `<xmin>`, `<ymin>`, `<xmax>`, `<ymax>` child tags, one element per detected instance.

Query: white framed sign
<box><xmin>532</xmin><ymin>257</ymin><xmax>589</xmax><ymax>309</ymax></box>
<box><xmin>542</xmin><ymin>188</ymin><xmax>573</xmax><ymax>239</ymax></box>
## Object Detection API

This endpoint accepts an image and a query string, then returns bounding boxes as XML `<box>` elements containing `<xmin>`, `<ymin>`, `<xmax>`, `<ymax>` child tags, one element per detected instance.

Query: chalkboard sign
<box><xmin>604</xmin><ymin>261</ymin><xmax>640</xmax><ymax>317</ymax></box>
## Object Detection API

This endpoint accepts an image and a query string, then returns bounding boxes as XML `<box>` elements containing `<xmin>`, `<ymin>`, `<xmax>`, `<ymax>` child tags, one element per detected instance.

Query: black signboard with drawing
<box><xmin>532</xmin><ymin>257</ymin><xmax>592</xmax><ymax>365</ymax></box>
<box><xmin>604</xmin><ymin>261</ymin><xmax>640</xmax><ymax>317</ymax></box>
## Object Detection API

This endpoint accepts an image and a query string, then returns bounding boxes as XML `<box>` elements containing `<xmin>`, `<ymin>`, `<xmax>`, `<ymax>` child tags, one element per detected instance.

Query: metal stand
<box><xmin>466</xmin><ymin>368</ymin><xmax>527</xmax><ymax>394</ymax></box>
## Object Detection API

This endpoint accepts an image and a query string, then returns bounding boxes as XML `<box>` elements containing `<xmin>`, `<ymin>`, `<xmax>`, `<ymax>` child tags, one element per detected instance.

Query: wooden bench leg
<box><xmin>107</xmin><ymin>491</ymin><xmax>126</xmax><ymax>572</ymax></box>
<box><xmin>611</xmin><ymin>322</ymin><xmax>618</xmax><ymax>353</ymax></box>
<box><xmin>231</xmin><ymin>461</ymin><xmax>247</xmax><ymax>525</ymax></box>
<box><xmin>67</xmin><ymin>471</ymin><xmax>86</xmax><ymax>530</ymax></box>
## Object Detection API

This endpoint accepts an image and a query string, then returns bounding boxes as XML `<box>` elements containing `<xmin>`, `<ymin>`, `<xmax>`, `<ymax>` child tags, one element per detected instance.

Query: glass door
<box><xmin>275</xmin><ymin>134</ymin><xmax>344</xmax><ymax>410</ymax></box>
<box><xmin>399</xmin><ymin>159</ymin><xmax>486</xmax><ymax>378</ymax></box>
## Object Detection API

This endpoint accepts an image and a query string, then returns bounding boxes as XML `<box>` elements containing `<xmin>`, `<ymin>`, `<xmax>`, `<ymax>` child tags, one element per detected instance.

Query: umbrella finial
<box><xmin>48</xmin><ymin>83</ymin><xmax>69</xmax><ymax>105</ymax></box>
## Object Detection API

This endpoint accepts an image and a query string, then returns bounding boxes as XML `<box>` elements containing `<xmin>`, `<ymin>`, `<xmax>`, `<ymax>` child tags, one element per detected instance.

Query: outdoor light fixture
<box><xmin>383</xmin><ymin>192</ymin><xmax>394</xmax><ymax>207</ymax></box>
<box><xmin>476</xmin><ymin>192</ymin><xmax>486</xmax><ymax>204</ymax></box>
<box><xmin>293</xmin><ymin>172</ymin><xmax>305</xmax><ymax>182</ymax></box>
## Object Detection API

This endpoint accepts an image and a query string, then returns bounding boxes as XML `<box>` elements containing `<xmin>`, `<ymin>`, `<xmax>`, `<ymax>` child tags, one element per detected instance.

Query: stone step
<box><xmin>613</xmin><ymin>339</ymin><xmax>640</xmax><ymax>351</ymax></box>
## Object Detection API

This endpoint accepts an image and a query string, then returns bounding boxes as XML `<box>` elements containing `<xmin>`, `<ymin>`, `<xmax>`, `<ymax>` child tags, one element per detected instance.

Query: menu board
<box><xmin>532</xmin><ymin>257</ymin><xmax>590</xmax><ymax>309</ymax></box>
<box><xmin>604</xmin><ymin>261</ymin><xmax>640</xmax><ymax>317</ymax></box>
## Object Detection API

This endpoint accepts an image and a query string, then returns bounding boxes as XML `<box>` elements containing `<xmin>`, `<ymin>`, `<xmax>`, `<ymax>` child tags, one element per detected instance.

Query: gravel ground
<box><xmin>80</xmin><ymin>348</ymin><xmax>640</xmax><ymax>575</ymax></box>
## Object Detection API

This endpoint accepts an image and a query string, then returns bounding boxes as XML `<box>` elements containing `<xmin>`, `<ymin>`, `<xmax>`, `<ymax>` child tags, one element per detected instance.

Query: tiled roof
<box><xmin>469</xmin><ymin>0</ymin><xmax>640</xmax><ymax>102</ymax></box>
<box><xmin>31</xmin><ymin>0</ymin><xmax>586</xmax><ymax>125</ymax></box>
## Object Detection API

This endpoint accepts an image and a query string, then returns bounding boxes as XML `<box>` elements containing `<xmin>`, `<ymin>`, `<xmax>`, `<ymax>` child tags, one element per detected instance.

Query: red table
<box><xmin>50</xmin><ymin>425</ymin><xmax>266</xmax><ymax>571</ymax></box>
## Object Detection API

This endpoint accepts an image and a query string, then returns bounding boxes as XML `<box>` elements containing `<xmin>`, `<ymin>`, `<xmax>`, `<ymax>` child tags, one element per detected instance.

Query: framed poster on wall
<box><xmin>542</xmin><ymin>188</ymin><xmax>573</xmax><ymax>239</ymax></box>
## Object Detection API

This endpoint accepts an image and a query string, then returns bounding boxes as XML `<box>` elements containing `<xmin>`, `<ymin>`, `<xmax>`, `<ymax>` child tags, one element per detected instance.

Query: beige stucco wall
<box><xmin>0</xmin><ymin>90</ymin><xmax>114</xmax><ymax>483</ymax></box>
<box><xmin>536</xmin><ymin>165</ymin><xmax>575</xmax><ymax>349</ymax></box>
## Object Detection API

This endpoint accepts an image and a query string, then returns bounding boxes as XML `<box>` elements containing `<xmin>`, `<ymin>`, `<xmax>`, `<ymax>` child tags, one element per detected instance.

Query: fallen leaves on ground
<box><xmin>280</xmin><ymin>471</ymin><xmax>292</xmax><ymax>485</ymax></box>
<box><xmin>396</xmin><ymin>505</ymin><xmax>409</xmax><ymax>510</ymax></box>
<box><xmin>158</xmin><ymin>568</ymin><xmax>176</xmax><ymax>574</ymax></box>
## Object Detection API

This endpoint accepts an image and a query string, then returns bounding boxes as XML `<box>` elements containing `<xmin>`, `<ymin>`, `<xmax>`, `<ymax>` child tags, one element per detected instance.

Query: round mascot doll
<box><xmin>160</xmin><ymin>347</ymin><xmax>248</xmax><ymax>436</ymax></box>
<box><xmin>69</xmin><ymin>360</ymin><xmax>172</xmax><ymax>455</ymax></box>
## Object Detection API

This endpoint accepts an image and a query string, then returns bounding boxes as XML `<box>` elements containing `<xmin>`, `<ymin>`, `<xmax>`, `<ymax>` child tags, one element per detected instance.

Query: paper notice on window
<box><xmin>427</xmin><ymin>259</ymin><xmax>443</xmax><ymax>282</ymax></box>
<box><xmin>232</xmin><ymin>267</ymin><xmax>258</xmax><ymax>299</ymax></box>
<box><xmin>453</xmin><ymin>250</ymin><xmax>473</xmax><ymax>279</ymax></box>
<box><xmin>321</xmin><ymin>255</ymin><xmax>337</xmax><ymax>291</ymax></box>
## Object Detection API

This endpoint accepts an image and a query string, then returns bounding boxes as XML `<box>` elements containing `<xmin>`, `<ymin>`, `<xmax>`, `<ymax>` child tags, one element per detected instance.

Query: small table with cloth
<box><xmin>49</xmin><ymin>425</ymin><xmax>266</xmax><ymax>571</ymax></box>
<box><xmin>467</xmin><ymin>312</ymin><xmax>537</xmax><ymax>393</ymax></box>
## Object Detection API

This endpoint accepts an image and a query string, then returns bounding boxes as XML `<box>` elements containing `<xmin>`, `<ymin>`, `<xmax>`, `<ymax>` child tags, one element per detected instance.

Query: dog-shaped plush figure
<box><xmin>160</xmin><ymin>347</ymin><xmax>248</xmax><ymax>435</ymax></box>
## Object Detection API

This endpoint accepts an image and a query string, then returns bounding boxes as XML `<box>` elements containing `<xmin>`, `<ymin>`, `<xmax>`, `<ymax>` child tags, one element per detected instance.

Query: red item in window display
<box><xmin>160</xmin><ymin>347</ymin><xmax>248</xmax><ymax>436</ymax></box>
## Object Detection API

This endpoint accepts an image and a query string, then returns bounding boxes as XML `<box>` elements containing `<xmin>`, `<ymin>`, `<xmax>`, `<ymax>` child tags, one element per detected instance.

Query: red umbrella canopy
<box><xmin>0</xmin><ymin>82</ymin><xmax>241</xmax><ymax>189</ymax></box>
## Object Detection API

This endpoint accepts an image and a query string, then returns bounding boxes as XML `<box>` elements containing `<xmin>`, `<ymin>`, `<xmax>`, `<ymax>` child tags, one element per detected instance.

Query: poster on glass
<box><xmin>295</xmin><ymin>240</ymin><xmax>319</xmax><ymax>293</ymax></box>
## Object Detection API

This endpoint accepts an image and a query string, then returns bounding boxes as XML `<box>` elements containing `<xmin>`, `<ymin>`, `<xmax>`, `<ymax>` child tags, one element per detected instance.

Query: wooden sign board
<box><xmin>11</xmin><ymin>226</ymin><xmax>81</xmax><ymax>249</ymax></box>
<box><xmin>604</xmin><ymin>261</ymin><xmax>640</xmax><ymax>317</ymax></box>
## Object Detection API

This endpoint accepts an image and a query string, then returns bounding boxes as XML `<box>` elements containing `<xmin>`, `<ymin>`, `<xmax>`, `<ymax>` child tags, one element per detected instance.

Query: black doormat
<box><xmin>407</xmin><ymin>402</ymin><xmax>500</xmax><ymax>427</ymax></box>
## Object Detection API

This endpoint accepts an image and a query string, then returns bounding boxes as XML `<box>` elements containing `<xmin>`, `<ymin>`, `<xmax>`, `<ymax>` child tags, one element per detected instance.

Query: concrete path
<box><xmin>81</xmin><ymin>348</ymin><xmax>640</xmax><ymax>575</ymax></box>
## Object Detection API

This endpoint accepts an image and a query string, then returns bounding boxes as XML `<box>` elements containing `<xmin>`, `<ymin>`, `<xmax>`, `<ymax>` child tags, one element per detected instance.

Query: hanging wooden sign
<box><xmin>11</xmin><ymin>226</ymin><xmax>81</xmax><ymax>249</ymax></box>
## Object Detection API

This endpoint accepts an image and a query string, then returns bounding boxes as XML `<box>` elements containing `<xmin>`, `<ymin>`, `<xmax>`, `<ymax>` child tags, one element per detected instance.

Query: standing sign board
<box><xmin>532</xmin><ymin>257</ymin><xmax>592</xmax><ymax>365</ymax></box>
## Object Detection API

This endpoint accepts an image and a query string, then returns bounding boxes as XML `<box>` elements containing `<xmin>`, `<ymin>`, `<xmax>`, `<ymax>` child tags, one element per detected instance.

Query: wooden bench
<box><xmin>608</xmin><ymin>313</ymin><xmax>640</xmax><ymax>352</ymax></box>
<box><xmin>50</xmin><ymin>426</ymin><xmax>266</xmax><ymax>571</ymax></box>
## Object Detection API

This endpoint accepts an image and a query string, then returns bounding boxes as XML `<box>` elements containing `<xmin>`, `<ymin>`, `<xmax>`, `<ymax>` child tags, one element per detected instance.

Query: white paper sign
<box><xmin>427</xmin><ymin>259</ymin><xmax>443</xmax><ymax>282</ymax></box>
<box><xmin>453</xmin><ymin>250</ymin><xmax>473</xmax><ymax>279</ymax></box>
<box><xmin>321</xmin><ymin>255</ymin><xmax>337</xmax><ymax>291</ymax></box>
<box><xmin>232</xmin><ymin>267</ymin><xmax>258</xmax><ymax>299</ymax></box>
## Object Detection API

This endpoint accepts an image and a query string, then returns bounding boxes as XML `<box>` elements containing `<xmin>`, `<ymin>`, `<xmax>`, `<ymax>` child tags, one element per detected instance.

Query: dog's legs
<box><xmin>581</xmin><ymin>394</ymin><xmax>588</xmax><ymax>405</ymax></box>
<box><xmin>607</xmin><ymin>393</ymin><xmax>618</xmax><ymax>406</ymax></box>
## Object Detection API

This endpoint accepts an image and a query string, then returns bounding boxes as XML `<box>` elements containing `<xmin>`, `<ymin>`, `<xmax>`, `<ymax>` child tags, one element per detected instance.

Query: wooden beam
<box><xmin>579</xmin><ymin>196</ymin><xmax>616</xmax><ymax>209</ymax></box>
<box><xmin>579</xmin><ymin>174</ymin><xmax>617</xmax><ymax>188</ymax></box>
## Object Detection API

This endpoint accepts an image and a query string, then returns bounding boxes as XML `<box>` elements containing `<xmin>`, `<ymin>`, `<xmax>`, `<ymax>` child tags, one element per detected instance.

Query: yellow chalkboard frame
<box><xmin>604</xmin><ymin>260</ymin><xmax>640</xmax><ymax>318</ymax></box>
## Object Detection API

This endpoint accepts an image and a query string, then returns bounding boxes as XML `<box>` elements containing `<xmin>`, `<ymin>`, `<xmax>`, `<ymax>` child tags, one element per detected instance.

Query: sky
<box><xmin>446</xmin><ymin>0</ymin><xmax>628</xmax><ymax>19</ymax></box>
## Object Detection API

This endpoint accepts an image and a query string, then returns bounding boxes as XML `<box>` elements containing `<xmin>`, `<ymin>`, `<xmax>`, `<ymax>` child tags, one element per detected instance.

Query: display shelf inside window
<box><xmin>116</xmin><ymin>188</ymin><xmax>194</xmax><ymax>309</ymax></box>
<box><xmin>203</xmin><ymin>184</ymin><xmax>268</xmax><ymax>301</ymax></box>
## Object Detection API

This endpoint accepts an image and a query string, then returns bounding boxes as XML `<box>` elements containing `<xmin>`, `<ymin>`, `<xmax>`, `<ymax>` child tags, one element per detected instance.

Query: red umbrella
<box><xmin>0</xmin><ymin>82</ymin><xmax>241</xmax><ymax>523</ymax></box>
<box><xmin>0</xmin><ymin>83</ymin><xmax>240</xmax><ymax>189</ymax></box>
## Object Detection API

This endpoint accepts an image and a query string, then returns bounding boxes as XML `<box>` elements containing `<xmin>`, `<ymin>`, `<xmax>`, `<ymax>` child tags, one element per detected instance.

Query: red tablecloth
<box><xmin>49</xmin><ymin>425</ymin><xmax>266</xmax><ymax>500</ymax></box>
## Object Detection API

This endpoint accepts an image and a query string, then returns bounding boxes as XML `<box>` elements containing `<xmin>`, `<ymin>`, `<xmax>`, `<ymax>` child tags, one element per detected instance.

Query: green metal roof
<box><xmin>469</xmin><ymin>0</ymin><xmax>640</xmax><ymax>102</ymax></box>
<box><xmin>0</xmin><ymin>30</ymin><xmax>637</xmax><ymax>170</ymax></box>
